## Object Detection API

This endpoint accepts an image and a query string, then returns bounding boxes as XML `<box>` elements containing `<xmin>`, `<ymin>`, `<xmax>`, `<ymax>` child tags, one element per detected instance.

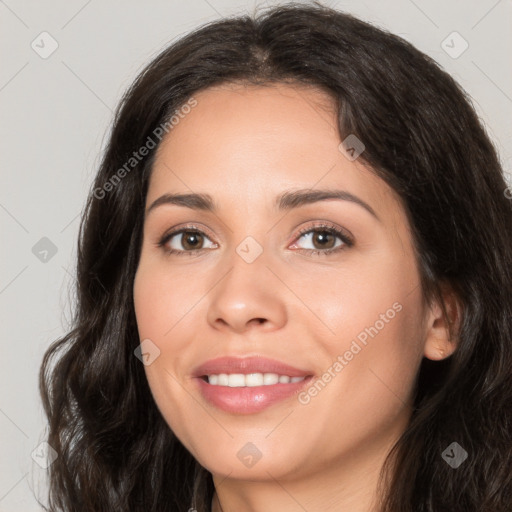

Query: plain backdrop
<box><xmin>1</xmin><ymin>0</ymin><xmax>511</xmax><ymax>510</ymax></box>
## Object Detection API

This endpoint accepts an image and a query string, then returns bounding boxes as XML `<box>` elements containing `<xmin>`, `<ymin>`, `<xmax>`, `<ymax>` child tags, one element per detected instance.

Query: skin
<box><xmin>133</xmin><ymin>82</ymin><xmax>458</xmax><ymax>512</ymax></box>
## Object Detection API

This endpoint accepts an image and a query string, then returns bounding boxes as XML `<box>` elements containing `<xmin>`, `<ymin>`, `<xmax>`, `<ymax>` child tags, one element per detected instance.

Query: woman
<box><xmin>39</xmin><ymin>3</ymin><xmax>512</xmax><ymax>511</ymax></box>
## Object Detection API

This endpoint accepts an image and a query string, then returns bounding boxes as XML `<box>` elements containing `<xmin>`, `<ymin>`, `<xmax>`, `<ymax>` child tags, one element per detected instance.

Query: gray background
<box><xmin>1</xmin><ymin>0</ymin><xmax>511</xmax><ymax>510</ymax></box>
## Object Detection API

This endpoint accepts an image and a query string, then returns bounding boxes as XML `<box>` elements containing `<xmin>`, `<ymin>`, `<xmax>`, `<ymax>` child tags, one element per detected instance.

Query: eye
<box><xmin>157</xmin><ymin>226</ymin><xmax>217</xmax><ymax>256</ymax></box>
<box><xmin>156</xmin><ymin>222</ymin><xmax>353</xmax><ymax>257</ymax></box>
<box><xmin>289</xmin><ymin>223</ymin><xmax>354</xmax><ymax>256</ymax></box>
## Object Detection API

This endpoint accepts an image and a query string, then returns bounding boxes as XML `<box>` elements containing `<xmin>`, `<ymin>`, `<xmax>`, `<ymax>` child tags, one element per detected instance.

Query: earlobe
<box><xmin>423</xmin><ymin>283</ymin><xmax>462</xmax><ymax>361</ymax></box>
<box><xmin>424</xmin><ymin>343</ymin><xmax>450</xmax><ymax>361</ymax></box>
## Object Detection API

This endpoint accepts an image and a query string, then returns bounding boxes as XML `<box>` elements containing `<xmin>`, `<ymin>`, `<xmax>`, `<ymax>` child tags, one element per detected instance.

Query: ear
<box><xmin>423</xmin><ymin>282</ymin><xmax>463</xmax><ymax>361</ymax></box>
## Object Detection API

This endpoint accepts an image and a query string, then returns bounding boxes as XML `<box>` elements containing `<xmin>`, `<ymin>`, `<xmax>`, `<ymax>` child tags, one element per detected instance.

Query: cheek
<box><xmin>306</xmin><ymin>247</ymin><xmax>425</xmax><ymax>404</ymax></box>
<box><xmin>133</xmin><ymin>260</ymin><xmax>205</xmax><ymax>340</ymax></box>
<box><xmin>297</xmin><ymin>293</ymin><xmax>424</xmax><ymax>457</ymax></box>
<box><xmin>299</xmin><ymin>248</ymin><xmax>421</xmax><ymax>353</ymax></box>
<box><xmin>133</xmin><ymin>259</ymin><xmax>210</xmax><ymax>389</ymax></box>
<box><xmin>133</xmin><ymin>264</ymin><xmax>202</xmax><ymax>443</ymax></box>
<box><xmin>325</xmin><ymin>282</ymin><xmax>425</xmax><ymax>413</ymax></box>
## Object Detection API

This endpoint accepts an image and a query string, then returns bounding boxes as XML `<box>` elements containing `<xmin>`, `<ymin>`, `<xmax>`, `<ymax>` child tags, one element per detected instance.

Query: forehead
<box><xmin>148</xmin><ymin>82</ymin><xmax>402</xmax><ymax>224</ymax></box>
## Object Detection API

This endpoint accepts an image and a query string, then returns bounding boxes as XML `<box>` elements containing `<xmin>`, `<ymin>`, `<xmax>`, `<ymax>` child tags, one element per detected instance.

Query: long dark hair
<box><xmin>39</xmin><ymin>3</ymin><xmax>512</xmax><ymax>511</ymax></box>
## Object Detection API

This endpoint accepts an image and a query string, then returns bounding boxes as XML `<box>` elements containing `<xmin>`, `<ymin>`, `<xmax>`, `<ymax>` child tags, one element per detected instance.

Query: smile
<box><xmin>205</xmin><ymin>373</ymin><xmax>306</xmax><ymax>386</ymax></box>
<box><xmin>195</xmin><ymin>375</ymin><xmax>314</xmax><ymax>414</ymax></box>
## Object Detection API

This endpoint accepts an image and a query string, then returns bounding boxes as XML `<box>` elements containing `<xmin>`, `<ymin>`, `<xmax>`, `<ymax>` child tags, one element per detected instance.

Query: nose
<box><xmin>206</xmin><ymin>253</ymin><xmax>287</xmax><ymax>335</ymax></box>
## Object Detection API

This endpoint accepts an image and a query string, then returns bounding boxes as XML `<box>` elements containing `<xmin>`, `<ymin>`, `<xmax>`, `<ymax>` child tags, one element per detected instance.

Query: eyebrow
<box><xmin>145</xmin><ymin>188</ymin><xmax>379</xmax><ymax>221</ymax></box>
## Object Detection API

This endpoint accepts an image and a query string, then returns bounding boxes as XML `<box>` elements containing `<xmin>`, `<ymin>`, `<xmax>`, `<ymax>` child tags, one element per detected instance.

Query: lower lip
<box><xmin>195</xmin><ymin>376</ymin><xmax>313</xmax><ymax>414</ymax></box>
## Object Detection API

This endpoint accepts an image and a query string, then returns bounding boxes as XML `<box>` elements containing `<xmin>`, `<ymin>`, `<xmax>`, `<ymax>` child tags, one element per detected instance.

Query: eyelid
<box><xmin>159</xmin><ymin>222</ymin><xmax>217</xmax><ymax>244</ymax></box>
<box><xmin>156</xmin><ymin>220</ymin><xmax>354</xmax><ymax>255</ymax></box>
<box><xmin>290</xmin><ymin>221</ymin><xmax>354</xmax><ymax>247</ymax></box>
<box><xmin>155</xmin><ymin>222</ymin><xmax>218</xmax><ymax>256</ymax></box>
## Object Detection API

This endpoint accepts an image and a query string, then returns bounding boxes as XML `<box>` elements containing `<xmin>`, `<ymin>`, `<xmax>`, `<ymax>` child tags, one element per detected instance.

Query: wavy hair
<box><xmin>39</xmin><ymin>3</ymin><xmax>512</xmax><ymax>511</ymax></box>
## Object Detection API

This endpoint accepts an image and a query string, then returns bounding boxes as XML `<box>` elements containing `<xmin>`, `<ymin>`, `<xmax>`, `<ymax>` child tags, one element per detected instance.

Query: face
<box><xmin>133</xmin><ymin>82</ymin><xmax>432</xmax><ymax>482</ymax></box>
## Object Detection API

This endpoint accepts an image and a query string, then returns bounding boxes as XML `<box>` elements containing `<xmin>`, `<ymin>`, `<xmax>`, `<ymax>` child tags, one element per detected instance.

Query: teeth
<box><xmin>206</xmin><ymin>373</ymin><xmax>306</xmax><ymax>387</ymax></box>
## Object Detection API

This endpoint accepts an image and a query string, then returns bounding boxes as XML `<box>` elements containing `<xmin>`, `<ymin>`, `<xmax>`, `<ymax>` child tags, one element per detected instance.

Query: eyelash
<box><xmin>156</xmin><ymin>222</ymin><xmax>354</xmax><ymax>257</ymax></box>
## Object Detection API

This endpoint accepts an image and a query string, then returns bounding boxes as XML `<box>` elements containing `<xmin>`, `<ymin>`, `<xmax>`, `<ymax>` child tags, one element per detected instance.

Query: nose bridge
<box><xmin>206</xmin><ymin>233</ymin><xmax>287</xmax><ymax>333</ymax></box>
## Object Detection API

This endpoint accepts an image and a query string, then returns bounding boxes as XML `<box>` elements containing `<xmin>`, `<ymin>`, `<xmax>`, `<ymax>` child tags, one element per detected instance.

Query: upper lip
<box><xmin>192</xmin><ymin>356</ymin><xmax>313</xmax><ymax>378</ymax></box>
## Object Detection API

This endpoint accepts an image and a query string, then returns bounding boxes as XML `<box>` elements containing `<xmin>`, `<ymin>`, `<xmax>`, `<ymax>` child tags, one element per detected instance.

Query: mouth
<box><xmin>192</xmin><ymin>356</ymin><xmax>315</xmax><ymax>414</ymax></box>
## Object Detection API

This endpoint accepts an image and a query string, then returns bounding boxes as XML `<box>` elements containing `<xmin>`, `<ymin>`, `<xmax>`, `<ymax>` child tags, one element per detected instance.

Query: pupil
<box><xmin>314</xmin><ymin>231</ymin><xmax>334</xmax><ymax>249</ymax></box>
<box><xmin>184</xmin><ymin>232</ymin><xmax>201</xmax><ymax>249</ymax></box>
